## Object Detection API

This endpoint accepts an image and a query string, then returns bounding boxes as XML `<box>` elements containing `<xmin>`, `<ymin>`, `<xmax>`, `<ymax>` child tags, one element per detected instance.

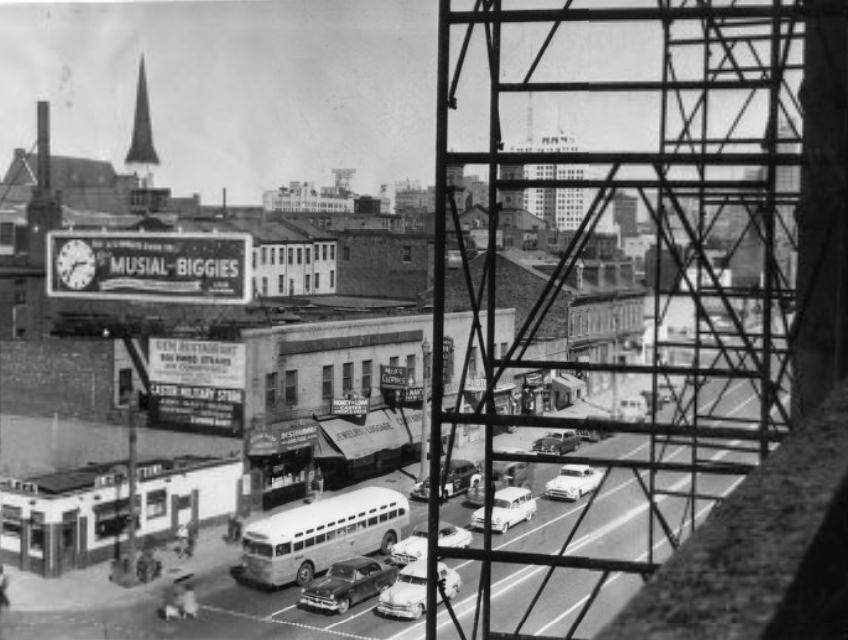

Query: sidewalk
<box><xmin>4</xmin><ymin>375</ymin><xmax>647</xmax><ymax>615</ymax></box>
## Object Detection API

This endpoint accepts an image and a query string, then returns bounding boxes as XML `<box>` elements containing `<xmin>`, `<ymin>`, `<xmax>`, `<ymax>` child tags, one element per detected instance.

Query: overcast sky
<box><xmin>0</xmin><ymin>1</ymin><xmax>786</xmax><ymax>208</ymax></box>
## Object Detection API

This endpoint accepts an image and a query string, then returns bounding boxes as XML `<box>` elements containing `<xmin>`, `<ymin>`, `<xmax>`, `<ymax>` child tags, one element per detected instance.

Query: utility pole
<box><xmin>124</xmin><ymin>391</ymin><xmax>139</xmax><ymax>586</ymax></box>
<box><xmin>420</xmin><ymin>338</ymin><xmax>431</xmax><ymax>482</ymax></box>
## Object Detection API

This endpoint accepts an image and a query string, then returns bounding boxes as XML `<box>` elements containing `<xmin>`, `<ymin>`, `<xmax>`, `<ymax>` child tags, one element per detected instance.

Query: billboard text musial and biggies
<box><xmin>46</xmin><ymin>231</ymin><xmax>253</xmax><ymax>304</ymax></box>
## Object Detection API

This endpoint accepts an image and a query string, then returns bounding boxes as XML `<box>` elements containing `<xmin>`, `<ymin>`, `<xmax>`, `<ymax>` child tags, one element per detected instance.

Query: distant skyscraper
<box><xmin>513</xmin><ymin>133</ymin><xmax>586</xmax><ymax>231</ymax></box>
<box><xmin>125</xmin><ymin>55</ymin><xmax>160</xmax><ymax>187</ymax></box>
<box><xmin>613</xmin><ymin>192</ymin><xmax>639</xmax><ymax>239</ymax></box>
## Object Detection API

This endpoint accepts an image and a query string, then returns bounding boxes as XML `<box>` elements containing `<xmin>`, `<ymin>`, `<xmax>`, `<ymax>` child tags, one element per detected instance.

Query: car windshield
<box><xmin>398</xmin><ymin>573</ymin><xmax>427</xmax><ymax>586</ymax></box>
<box><xmin>493</xmin><ymin>498</ymin><xmax>511</xmax><ymax>509</ymax></box>
<box><xmin>327</xmin><ymin>565</ymin><xmax>356</xmax><ymax>581</ymax></box>
<box><xmin>560</xmin><ymin>469</ymin><xmax>582</xmax><ymax>477</ymax></box>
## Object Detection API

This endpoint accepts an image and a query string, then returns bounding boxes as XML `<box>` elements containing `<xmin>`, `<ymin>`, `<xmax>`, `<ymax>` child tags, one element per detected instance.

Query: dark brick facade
<box><xmin>336</xmin><ymin>231</ymin><xmax>433</xmax><ymax>299</ymax></box>
<box><xmin>0</xmin><ymin>338</ymin><xmax>114</xmax><ymax>420</ymax></box>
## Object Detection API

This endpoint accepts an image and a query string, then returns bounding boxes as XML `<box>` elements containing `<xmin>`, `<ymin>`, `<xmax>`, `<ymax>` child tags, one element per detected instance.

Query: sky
<box><xmin>0</xmin><ymin>1</ymin><xmax>792</xmax><ymax>208</ymax></box>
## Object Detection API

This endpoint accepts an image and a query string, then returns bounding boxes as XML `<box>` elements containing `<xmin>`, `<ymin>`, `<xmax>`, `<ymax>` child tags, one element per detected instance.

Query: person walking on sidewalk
<box><xmin>0</xmin><ymin>564</ymin><xmax>9</xmax><ymax>612</ymax></box>
<box><xmin>185</xmin><ymin>521</ymin><xmax>198</xmax><ymax>559</ymax></box>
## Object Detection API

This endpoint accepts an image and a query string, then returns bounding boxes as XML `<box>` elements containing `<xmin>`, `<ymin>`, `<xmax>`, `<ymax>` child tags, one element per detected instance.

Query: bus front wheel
<box><xmin>380</xmin><ymin>530</ymin><xmax>397</xmax><ymax>555</ymax></box>
<box><xmin>296</xmin><ymin>561</ymin><xmax>315</xmax><ymax>587</ymax></box>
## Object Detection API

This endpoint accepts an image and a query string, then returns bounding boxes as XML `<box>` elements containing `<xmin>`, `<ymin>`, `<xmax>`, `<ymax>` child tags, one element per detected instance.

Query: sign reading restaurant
<box><xmin>46</xmin><ymin>230</ymin><xmax>252</xmax><ymax>304</ymax></box>
<box><xmin>148</xmin><ymin>338</ymin><xmax>247</xmax><ymax>433</ymax></box>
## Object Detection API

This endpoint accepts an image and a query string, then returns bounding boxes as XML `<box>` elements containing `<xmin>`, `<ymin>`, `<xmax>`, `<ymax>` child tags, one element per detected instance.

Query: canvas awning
<box><xmin>318</xmin><ymin>409</ymin><xmax>412</xmax><ymax>460</ymax></box>
<box><xmin>552</xmin><ymin>373</ymin><xmax>586</xmax><ymax>394</ymax></box>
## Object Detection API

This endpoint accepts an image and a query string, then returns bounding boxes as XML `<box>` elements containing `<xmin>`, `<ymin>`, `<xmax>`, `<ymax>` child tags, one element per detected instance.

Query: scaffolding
<box><xmin>426</xmin><ymin>2</ymin><xmax>805</xmax><ymax>638</ymax></box>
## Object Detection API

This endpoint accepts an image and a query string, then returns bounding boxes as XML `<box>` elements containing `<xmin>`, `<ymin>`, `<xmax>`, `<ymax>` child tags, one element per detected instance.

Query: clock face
<box><xmin>56</xmin><ymin>239</ymin><xmax>97</xmax><ymax>290</ymax></box>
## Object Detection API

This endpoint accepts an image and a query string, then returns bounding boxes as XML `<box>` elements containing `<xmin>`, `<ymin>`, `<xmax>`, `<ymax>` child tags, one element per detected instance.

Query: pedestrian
<box><xmin>176</xmin><ymin>523</ymin><xmax>188</xmax><ymax>558</ymax></box>
<box><xmin>185</xmin><ymin>521</ymin><xmax>198</xmax><ymax>559</ymax></box>
<box><xmin>310</xmin><ymin>474</ymin><xmax>321</xmax><ymax>502</ymax></box>
<box><xmin>180</xmin><ymin>583</ymin><xmax>198</xmax><ymax>619</ymax></box>
<box><xmin>315</xmin><ymin>466</ymin><xmax>324</xmax><ymax>494</ymax></box>
<box><xmin>0</xmin><ymin>564</ymin><xmax>9</xmax><ymax>612</ymax></box>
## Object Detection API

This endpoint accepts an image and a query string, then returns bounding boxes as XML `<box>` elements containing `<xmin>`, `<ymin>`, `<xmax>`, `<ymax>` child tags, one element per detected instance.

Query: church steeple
<box><xmin>125</xmin><ymin>55</ymin><xmax>160</xmax><ymax>166</ymax></box>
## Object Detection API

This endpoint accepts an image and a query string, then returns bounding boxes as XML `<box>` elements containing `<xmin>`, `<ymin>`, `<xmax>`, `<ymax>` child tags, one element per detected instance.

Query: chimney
<box><xmin>37</xmin><ymin>101</ymin><xmax>50</xmax><ymax>196</ymax></box>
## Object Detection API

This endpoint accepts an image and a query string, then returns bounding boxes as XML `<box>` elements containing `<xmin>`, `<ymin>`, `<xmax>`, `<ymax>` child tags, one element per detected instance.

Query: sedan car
<box><xmin>544</xmin><ymin>464</ymin><xmax>602</xmax><ymax>501</ymax></box>
<box><xmin>299</xmin><ymin>556</ymin><xmax>398</xmax><ymax>614</ymax></box>
<box><xmin>470</xmin><ymin>486</ymin><xmax>537</xmax><ymax>534</ymax></box>
<box><xmin>466</xmin><ymin>460</ymin><xmax>533</xmax><ymax>507</ymax></box>
<box><xmin>389</xmin><ymin>520</ymin><xmax>472</xmax><ymax>566</ymax></box>
<box><xmin>376</xmin><ymin>560</ymin><xmax>461</xmax><ymax>620</ymax></box>
<box><xmin>410</xmin><ymin>458</ymin><xmax>480</xmax><ymax>500</ymax></box>
<box><xmin>531</xmin><ymin>429</ymin><xmax>580</xmax><ymax>455</ymax></box>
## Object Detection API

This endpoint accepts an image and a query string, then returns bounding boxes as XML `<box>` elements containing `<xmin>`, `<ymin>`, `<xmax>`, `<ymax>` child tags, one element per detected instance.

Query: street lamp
<box><xmin>420</xmin><ymin>338</ymin><xmax>431</xmax><ymax>482</ymax></box>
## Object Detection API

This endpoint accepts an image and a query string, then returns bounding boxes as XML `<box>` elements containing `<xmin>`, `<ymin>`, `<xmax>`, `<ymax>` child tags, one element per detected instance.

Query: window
<box><xmin>402</xmin><ymin>246</ymin><xmax>412</xmax><ymax>262</ymax></box>
<box><xmin>389</xmin><ymin>356</ymin><xmax>399</xmax><ymax>367</ymax></box>
<box><xmin>362</xmin><ymin>360</ymin><xmax>372</xmax><ymax>394</ymax></box>
<box><xmin>289</xmin><ymin>278</ymin><xmax>294</xmax><ymax>295</ymax></box>
<box><xmin>269</xmin><ymin>247</ymin><xmax>275</xmax><ymax>265</ymax></box>
<box><xmin>261</xmin><ymin>247</ymin><xmax>267</xmax><ymax>264</ymax></box>
<box><xmin>343</xmin><ymin>362</ymin><xmax>353</xmax><ymax>394</ymax></box>
<box><xmin>469</xmin><ymin>347</ymin><xmax>478</xmax><ymax>378</ymax></box>
<box><xmin>146</xmin><ymin>489</ymin><xmax>167</xmax><ymax>519</ymax></box>
<box><xmin>252</xmin><ymin>252</ymin><xmax>257</xmax><ymax>269</ymax></box>
<box><xmin>500</xmin><ymin>342</ymin><xmax>508</xmax><ymax>358</ymax></box>
<box><xmin>30</xmin><ymin>511</ymin><xmax>45</xmax><ymax>552</ymax></box>
<box><xmin>297</xmin><ymin>248</ymin><xmax>302</xmax><ymax>264</ymax></box>
<box><xmin>305</xmin><ymin>274</ymin><xmax>310</xmax><ymax>292</ymax></box>
<box><xmin>285</xmin><ymin>370</ymin><xmax>298</xmax><ymax>404</ymax></box>
<box><xmin>306</xmin><ymin>248</ymin><xmax>311</xmax><ymax>264</ymax></box>
<box><xmin>288</xmin><ymin>248</ymin><xmax>294</xmax><ymax>265</ymax></box>
<box><xmin>118</xmin><ymin>368</ymin><xmax>133</xmax><ymax>406</ymax></box>
<box><xmin>278</xmin><ymin>247</ymin><xmax>284</xmax><ymax>264</ymax></box>
<box><xmin>314</xmin><ymin>273</ymin><xmax>320</xmax><ymax>291</ymax></box>
<box><xmin>343</xmin><ymin>246</ymin><xmax>350</xmax><ymax>260</ymax></box>
<box><xmin>322</xmin><ymin>244</ymin><xmax>328</xmax><ymax>260</ymax></box>
<box><xmin>13</xmin><ymin>279</ymin><xmax>25</xmax><ymax>305</ymax></box>
<box><xmin>0</xmin><ymin>222</ymin><xmax>14</xmax><ymax>247</ymax></box>
<box><xmin>94</xmin><ymin>497</ymin><xmax>139</xmax><ymax>540</ymax></box>
<box><xmin>261</xmin><ymin>277</ymin><xmax>268</xmax><ymax>296</ymax></box>
<box><xmin>331</xmin><ymin>244</ymin><xmax>335</xmax><ymax>260</ymax></box>
<box><xmin>1</xmin><ymin>505</ymin><xmax>21</xmax><ymax>539</ymax></box>
<box><xmin>322</xmin><ymin>365</ymin><xmax>334</xmax><ymax>399</ymax></box>
<box><xmin>278</xmin><ymin>274</ymin><xmax>285</xmax><ymax>294</ymax></box>
<box><xmin>330</xmin><ymin>271</ymin><xmax>335</xmax><ymax>288</ymax></box>
<box><xmin>266</xmin><ymin>372</ymin><xmax>278</xmax><ymax>408</ymax></box>
<box><xmin>406</xmin><ymin>354</ymin><xmax>416</xmax><ymax>384</ymax></box>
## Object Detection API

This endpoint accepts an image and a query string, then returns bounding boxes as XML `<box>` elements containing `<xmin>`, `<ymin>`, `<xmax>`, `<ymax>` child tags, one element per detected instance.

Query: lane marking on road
<box><xmin>267</xmin><ymin>603</ymin><xmax>298</xmax><ymax>618</ymax></box>
<box><xmin>200</xmin><ymin>603</ymin><xmax>379</xmax><ymax>640</ymax></box>
<box><xmin>386</xmin><ymin>438</ymin><xmax>747</xmax><ymax>640</ymax></box>
<box><xmin>533</xmin><ymin>474</ymin><xmax>746</xmax><ymax>636</ymax></box>
<box><xmin>324</xmin><ymin>602</ymin><xmax>383</xmax><ymax>630</ymax></box>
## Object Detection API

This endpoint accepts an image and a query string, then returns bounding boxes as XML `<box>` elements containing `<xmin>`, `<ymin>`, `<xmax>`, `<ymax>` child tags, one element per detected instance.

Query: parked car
<box><xmin>544</xmin><ymin>464</ymin><xmax>602</xmax><ymax>501</ymax></box>
<box><xmin>376</xmin><ymin>560</ymin><xmax>462</xmax><ymax>619</ymax></box>
<box><xmin>470</xmin><ymin>486</ymin><xmax>537</xmax><ymax>534</ymax></box>
<box><xmin>466</xmin><ymin>460</ymin><xmax>533</xmax><ymax>507</ymax></box>
<box><xmin>389</xmin><ymin>520</ymin><xmax>472</xmax><ymax>566</ymax></box>
<box><xmin>299</xmin><ymin>556</ymin><xmax>399</xmax><ymax>614</ymax></box>
<box><xmin>576</xmin><ymin>415</ymin><xmax>613</xmax><ymax>442</ymax></box>
<box><xmin>410</xmin><ymin>458</ymin><xmax>480</xmax><ymax>500</ymax></box>
<box><xmin>531</xmin><ymin>429</ymin><xmax>581</xmax><ymax>455</ymax></box>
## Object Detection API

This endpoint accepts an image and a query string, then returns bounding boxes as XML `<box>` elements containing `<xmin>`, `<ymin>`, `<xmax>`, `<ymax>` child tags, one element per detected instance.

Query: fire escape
<box><xmin>426</xmin><ymin>2</ymin><xmax>805</xmax><ymax>638</ymax></box>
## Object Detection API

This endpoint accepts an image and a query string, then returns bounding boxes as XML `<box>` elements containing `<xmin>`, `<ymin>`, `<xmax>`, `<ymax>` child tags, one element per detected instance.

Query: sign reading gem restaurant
<box><xmin>46</xmin><ymin>230</ymin><xmax>253</xmax><ymax>304</ymax></box>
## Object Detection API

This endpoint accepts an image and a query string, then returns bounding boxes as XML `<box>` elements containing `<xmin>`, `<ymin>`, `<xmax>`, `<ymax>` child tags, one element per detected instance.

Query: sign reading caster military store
<box><xmin>46</xmin><ymin>230</ymin><xmax>253</xmax><ymax>304</ymax></box>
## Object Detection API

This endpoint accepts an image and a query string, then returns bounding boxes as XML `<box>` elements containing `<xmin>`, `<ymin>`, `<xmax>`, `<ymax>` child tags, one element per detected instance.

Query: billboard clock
<box><xmin>46</xmin><ymin>231</ymin><xmax>253</xmax><ymax>304</ymax></box>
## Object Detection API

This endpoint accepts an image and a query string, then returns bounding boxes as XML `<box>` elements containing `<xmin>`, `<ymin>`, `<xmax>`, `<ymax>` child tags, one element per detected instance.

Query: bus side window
<box><xmin>399</xmin><ymin>507</ymin><xmax>406</xmax><ymax>516</ymax></box>
<box><xmin>379</xmin><ymin>512</ymin><xmax>388</xmax><ymax>522</ymax></box>
<box><xmin>326</xmin><ymin>529</ymin><xmax>335</xmax><ymax>541</ymax></box>
<box><xmin>368</xmin><ymin>516</ymin><xmax>378</xmax><ymax>526</ymax></box>
<box><xmin>337</xmin><ymin>526</ymin><xmax>346</xmax><ymax>538</ymax></box>
<box><xmin>358</xmin><ymin>520</ymin><xmax>367</xmax><ymax>530</ymax></box>
<box><xmin>315</xmin><ymin>533</ymin><xmax>326</xmax><ymax>544</ymax></box>
<box><xmin>347</xmin><ymin>523</ymin><xmax>357</xmax><ymax>534</ymax></box>
<box><xmin>275</xmin><ymin>543</ymin><xmax>291</xmax><ymax>556</ymax></box>
<box><xmin>305</xmin><ymin>537</ymin><xmax>315</xmax><ymax>548</ymax></box>
<box><xmin>388</xmin><ymin>509</ymin><xmax>397</xmax><ymax>519</ymax></box>
<box><xmin>294</xmin><ymin>540</ymin><xmax>304</xmax><ymax>551</ymax></box>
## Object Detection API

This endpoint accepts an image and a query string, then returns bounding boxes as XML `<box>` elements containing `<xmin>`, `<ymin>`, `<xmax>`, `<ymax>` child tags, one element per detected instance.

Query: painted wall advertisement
<box><xmin>46</xmin><ymin>231</ymin><xmax>252</xmax><ymax>304</ymax></box>
<box><xmin>148</xmin><ymin>338</ymin><xmax>246</xmax><ymax>434</ymax></box>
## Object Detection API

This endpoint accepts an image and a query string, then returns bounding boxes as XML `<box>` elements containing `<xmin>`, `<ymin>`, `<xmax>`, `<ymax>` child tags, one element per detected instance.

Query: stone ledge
<box><xmin>596</xmin><ymin>379</ymin><xmax>848</xmax><ymax>640</ymax></box>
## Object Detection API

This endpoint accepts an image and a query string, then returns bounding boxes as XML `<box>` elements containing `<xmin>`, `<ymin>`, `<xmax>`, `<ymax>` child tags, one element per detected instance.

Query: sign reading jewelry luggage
<box><xmin>46</xmin><ymin>230</ymin><xmax>253</xmax><ymax>304</ymax></box>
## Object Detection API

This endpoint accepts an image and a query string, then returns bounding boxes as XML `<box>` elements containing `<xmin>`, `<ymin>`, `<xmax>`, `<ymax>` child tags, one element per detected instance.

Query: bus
<box><xmin>239</xmin><ymin>486</ymin><xmax>411</xmax><ymax>588</ymax></box>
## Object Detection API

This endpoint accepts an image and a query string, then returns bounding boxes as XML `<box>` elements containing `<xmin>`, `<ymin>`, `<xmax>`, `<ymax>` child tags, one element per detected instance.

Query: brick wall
<box><xmin>336</xmin><ymin>232</ymin><xmax>432</xmax><ymax>298</ymax></box>
<box><xmin>0</xmin><ymin>338</ymin><xmax>114</xmax><ymax>420</ymax></box>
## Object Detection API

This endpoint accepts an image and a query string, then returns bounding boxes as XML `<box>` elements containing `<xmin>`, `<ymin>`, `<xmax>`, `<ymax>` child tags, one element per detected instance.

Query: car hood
<box><xmin>380</xmin><ymin>582</ymin><xmax>424</xmax><ymax>605</ymax></box>
<box><xmin>546</xmin><ymin>476</ymin><xmax>580</xmax><ymax>490</ymax></box>
<box><xmin>472</xmin><ymin>506</ymin><xmax>508</xmax><ymax>521</ymax></box>
<box><xmin>392</xmin><ymin>536</ymin><xmax>428</xmax><ymax>558</ymax></box>
<box><xmin>304</xmin><ymin>576</ymin><xmax>350</xmax><ymax>598</ymax></box>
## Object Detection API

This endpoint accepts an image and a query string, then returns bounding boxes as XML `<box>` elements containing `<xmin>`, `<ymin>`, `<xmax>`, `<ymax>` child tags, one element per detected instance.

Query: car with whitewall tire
<box><xmin>376</xmin><ymin>561</ymin><xmax>461</xmax><ymax>619</ymax></box>
<box><xmin>470</xmin><ymin>486</ymin><xmax>537</xmax><ymax>534</ymax></box>
<box><xmin>544</xmin><ymin>464</ymin><xmax>602</xmax><ymax>501</ymax></box>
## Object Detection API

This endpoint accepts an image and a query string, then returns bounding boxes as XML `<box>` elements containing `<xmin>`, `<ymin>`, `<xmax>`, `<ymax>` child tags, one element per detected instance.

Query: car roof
<box><xmin>333</xmin><ymin>556</ymin><xmax>379</xmax><ymax>570</ymax></box>
<box><xmin>493</xmin><ymin>486</ymin><xmax>532</xmax><ymax>500</ymax></box>
<box><xmin>401</xmin><ymin>560</ymin><xmax>447</xmax><ymax>578</ymax></box>
<box><xmin>561</xmin><ymin>463</ymin><xmax>594</xmax><ymax>473</ymax></box>
<box><xmin>447</xmin><ymin>458</ymin><xmax>476</xmax><ymax>469</ymax></box>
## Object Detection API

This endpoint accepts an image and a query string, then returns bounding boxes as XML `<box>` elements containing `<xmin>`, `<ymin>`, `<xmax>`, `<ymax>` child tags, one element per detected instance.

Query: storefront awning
<box><xmin>313</xmin><ymin>427</ymin><xmax>345</xmax><ymax>459</ymax></box>
<box><xmin>319</xmin><ymin>409</ymin><xmax>411</xmax><ymax>461</ymax></box>
<box><xmin>552</xmin><ymin>374</ymin><xmax>586</xmax><ymax>393</ymax></box>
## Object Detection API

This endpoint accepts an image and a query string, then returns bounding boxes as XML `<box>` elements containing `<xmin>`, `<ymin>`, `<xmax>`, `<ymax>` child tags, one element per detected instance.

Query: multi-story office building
<box><xmin>513</xmin><ymin>133</ymin><xmax>587</xmax><ymax>232</ymax></box>
<box><xmin>263</xmin><ymin>181</ymin><xmax>354</xmax><ymax>214</ymax></box>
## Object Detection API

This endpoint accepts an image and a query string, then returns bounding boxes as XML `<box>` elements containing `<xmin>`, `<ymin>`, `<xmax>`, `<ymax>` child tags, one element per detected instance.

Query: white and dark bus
<box><xmin>240</xmin><ymin>486</ymin><xmax>411</xmax><ymax>587</ymax></box>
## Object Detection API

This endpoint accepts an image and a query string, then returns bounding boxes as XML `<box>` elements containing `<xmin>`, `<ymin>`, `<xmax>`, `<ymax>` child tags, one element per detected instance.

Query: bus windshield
<box><xmin>243</xmin><ymin>538</ymin><xmax>273</xmax><ymax>558</ymax></box>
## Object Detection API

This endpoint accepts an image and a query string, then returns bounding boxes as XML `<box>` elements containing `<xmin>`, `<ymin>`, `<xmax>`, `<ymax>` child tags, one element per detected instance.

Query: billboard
<box><xmin>46</xmin><ymin>231</ymin><xmax>252</xmax><ymax>304</ymax></box>
<box><xmin>148</xmin><ymin>338</ymin><xmax>246</xmax><ymax>433</ymax></box>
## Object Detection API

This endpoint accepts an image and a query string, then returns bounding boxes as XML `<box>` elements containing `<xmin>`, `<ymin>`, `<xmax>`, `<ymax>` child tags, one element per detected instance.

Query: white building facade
<box><xmin>263</xmin><ymin>181</ymin><xmax>354</xmax><ymax>214</ymax></box>
<box><xmin>252</xmin><ymin>238</ymin><xmax>337</xmax><ymax>297</ymax></box>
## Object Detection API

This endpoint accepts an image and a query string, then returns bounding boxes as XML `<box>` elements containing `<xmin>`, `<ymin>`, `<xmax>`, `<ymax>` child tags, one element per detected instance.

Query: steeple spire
<box><xmin>125</xmin><ymin>55</ymin><xmax>160</xmax><ymax>166</ymax></box>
